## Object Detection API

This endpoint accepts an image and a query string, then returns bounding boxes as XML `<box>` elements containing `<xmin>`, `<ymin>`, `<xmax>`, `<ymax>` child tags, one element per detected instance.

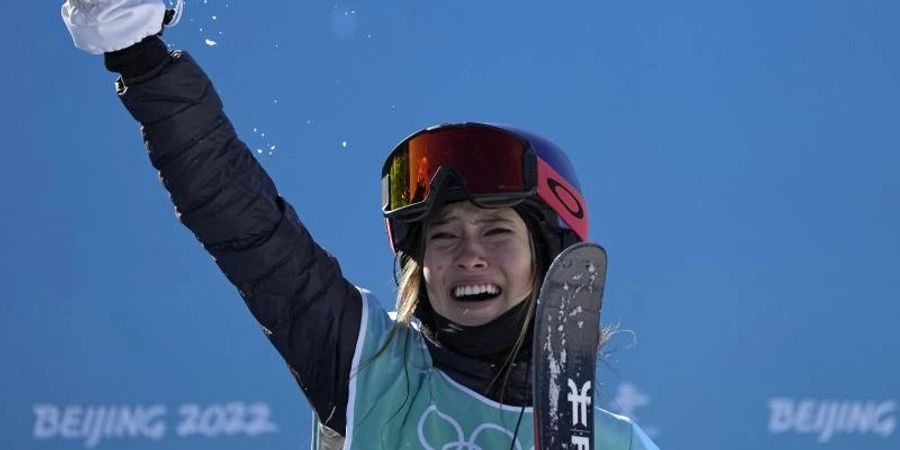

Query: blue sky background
<box><xmin>1</xmin><ymin>1</ymin><xmax>898</xmax><ymax>449</ymax></box>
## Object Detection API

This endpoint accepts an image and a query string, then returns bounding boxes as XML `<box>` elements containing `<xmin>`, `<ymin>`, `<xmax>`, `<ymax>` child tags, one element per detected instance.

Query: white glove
<box><xmin>61</xmin><ymin>0</ymin><xmax>170</xmax><ymax>55</ymax></box>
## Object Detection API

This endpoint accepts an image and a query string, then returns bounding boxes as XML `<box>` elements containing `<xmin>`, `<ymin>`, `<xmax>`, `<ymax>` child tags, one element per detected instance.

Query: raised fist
<box><xmin>61</xmin><ymin>0</ymin><xmax>181</xmax><ymax>54</ymax></box>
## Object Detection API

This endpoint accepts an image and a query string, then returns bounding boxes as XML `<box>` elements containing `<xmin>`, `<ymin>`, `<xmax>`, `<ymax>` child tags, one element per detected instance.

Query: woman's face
<box><xmin>422</xmin><ymin>201</ymin><xmax>534</xmax><ymax>327</ymax></box>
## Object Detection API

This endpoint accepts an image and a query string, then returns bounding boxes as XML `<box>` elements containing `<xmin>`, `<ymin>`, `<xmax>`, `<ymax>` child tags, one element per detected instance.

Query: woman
<box><xmin>62</xmin><ymin>1</ymin><xmax>660</xmax><ymax>448</ymax></box>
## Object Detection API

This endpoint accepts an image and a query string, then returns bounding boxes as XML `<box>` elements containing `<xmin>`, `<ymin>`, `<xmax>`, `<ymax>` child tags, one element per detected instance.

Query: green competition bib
<box><xmin>334</xmin><ymin>289</ymin><xmax>654</xmax><ymax>450</ymax></box>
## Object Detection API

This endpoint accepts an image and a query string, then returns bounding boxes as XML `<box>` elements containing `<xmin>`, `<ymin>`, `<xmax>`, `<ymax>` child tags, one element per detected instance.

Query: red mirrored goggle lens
<box><xmin>384</xmin><ymin>127</ymin><xmax>529</xmax><ymax>213</ymax></box>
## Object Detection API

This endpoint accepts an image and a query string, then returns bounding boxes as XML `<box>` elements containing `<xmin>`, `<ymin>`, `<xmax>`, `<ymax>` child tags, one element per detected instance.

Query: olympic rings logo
<box><xmin>415</xmin><ymin>404</ymin><xmax>533</xmax><ymax>450</ymax></box>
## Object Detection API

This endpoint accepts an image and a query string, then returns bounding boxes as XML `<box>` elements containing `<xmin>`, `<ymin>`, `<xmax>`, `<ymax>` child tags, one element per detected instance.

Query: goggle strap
<box><xmin>385</xmin><ymin>217</ymin><xmax>398</xmax><ymax>253</ymax></box>
<box><xmin>536</xmin><ymin>158</ymin><xmax>589</xmax><ymax>241</ymax></box>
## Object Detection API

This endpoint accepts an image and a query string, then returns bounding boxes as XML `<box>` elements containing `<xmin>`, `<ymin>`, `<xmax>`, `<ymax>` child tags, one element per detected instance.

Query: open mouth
<box><xmin>452</xmin><ymin>284</ymin><xmax>502</xmax><ymax>302</ymax></box>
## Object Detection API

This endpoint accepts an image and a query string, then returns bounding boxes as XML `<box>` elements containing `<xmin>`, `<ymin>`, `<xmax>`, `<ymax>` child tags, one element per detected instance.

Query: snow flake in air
<box><xmin>330</xmin><ymin>6</ymin><xmax>359</xmax><ymax>40</ymax></box>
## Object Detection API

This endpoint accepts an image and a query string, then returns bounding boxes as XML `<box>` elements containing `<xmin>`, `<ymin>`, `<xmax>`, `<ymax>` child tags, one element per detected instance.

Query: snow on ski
<box><xmin>532</xmin><ymin>242</ymin><xmax>607</xmax><ymax>450</ymax></box>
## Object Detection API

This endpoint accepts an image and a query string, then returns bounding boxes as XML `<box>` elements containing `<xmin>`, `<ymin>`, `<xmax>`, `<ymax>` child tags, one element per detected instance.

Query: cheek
<box><xmin>512</xmin><ymin>254</ymin><xmax>534</xmax><ymax>286</ymax></box>
<box><xmin>494</xmin><ymin>241</ymin><xmax>533</xmax><ymax>285</ymax></box>
<box><xmin>422</xmin><ymin>251</ymin><xmax>447</xmax><ymax>287</ymax></box>
<box><xmin>422</xmin><ymin>255</ymin><xmax>451</xmax><ymax>310</ymax></box>
<box><xmin>518</xmin><ymin>240</ymin><xmax>535</xmax><ymax>277</ymax></box>
<box><xmin>422</xmin><ymin>265</ymin><xmax>435</xmax><ymax>288</ymax></box>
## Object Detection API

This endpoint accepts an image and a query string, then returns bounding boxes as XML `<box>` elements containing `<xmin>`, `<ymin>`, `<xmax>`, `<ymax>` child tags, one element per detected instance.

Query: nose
<box><xmin>455</xmin><ymin>236</ymin><xmax>488</xmax><ymax>271</ymax></box>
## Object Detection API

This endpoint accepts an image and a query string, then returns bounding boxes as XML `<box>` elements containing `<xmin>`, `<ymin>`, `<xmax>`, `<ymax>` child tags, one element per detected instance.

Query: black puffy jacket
<box><xmin>106</xmin><ymin>36</ymin><xmax>532</xmax><ymax>439</ymax></box>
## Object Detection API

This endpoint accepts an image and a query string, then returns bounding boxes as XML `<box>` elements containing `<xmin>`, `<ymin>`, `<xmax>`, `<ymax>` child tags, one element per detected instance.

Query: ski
<box><xmin>532</xmin><ymin>242</ymin><xmax>607</xmax><ymax>450</ymax></box>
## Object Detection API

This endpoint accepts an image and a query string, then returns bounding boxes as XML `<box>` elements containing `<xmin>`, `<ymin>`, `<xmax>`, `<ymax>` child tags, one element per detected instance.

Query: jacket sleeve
<box><xmin>108</xmin><ymin>38</ymin><xmax>361</xmax><ymax>435</ymax></box>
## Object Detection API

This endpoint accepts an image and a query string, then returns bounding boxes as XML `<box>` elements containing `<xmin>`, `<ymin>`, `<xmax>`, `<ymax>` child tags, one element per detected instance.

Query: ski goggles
<box><xmin>381</xmin><ymin>123</ymin><xmax>588</xmax><ymax>251</ymax></box>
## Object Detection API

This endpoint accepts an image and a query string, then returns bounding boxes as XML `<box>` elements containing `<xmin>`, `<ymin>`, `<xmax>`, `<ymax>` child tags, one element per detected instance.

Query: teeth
<box><xmin>454</xmin><ymin>284</ymin><xmax>499</xmax><ymax>298</ymax></box>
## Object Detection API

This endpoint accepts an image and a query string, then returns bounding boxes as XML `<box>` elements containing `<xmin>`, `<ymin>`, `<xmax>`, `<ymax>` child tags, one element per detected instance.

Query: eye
<box><xmin>428</xmin><ymin>231</ymin><xmax>456</xmax><ymax>241</ymax></box>
<box><xmin>485</xmin><ymin>228</ymin><xmax>512</xmax><ymax>236</ymax></box>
